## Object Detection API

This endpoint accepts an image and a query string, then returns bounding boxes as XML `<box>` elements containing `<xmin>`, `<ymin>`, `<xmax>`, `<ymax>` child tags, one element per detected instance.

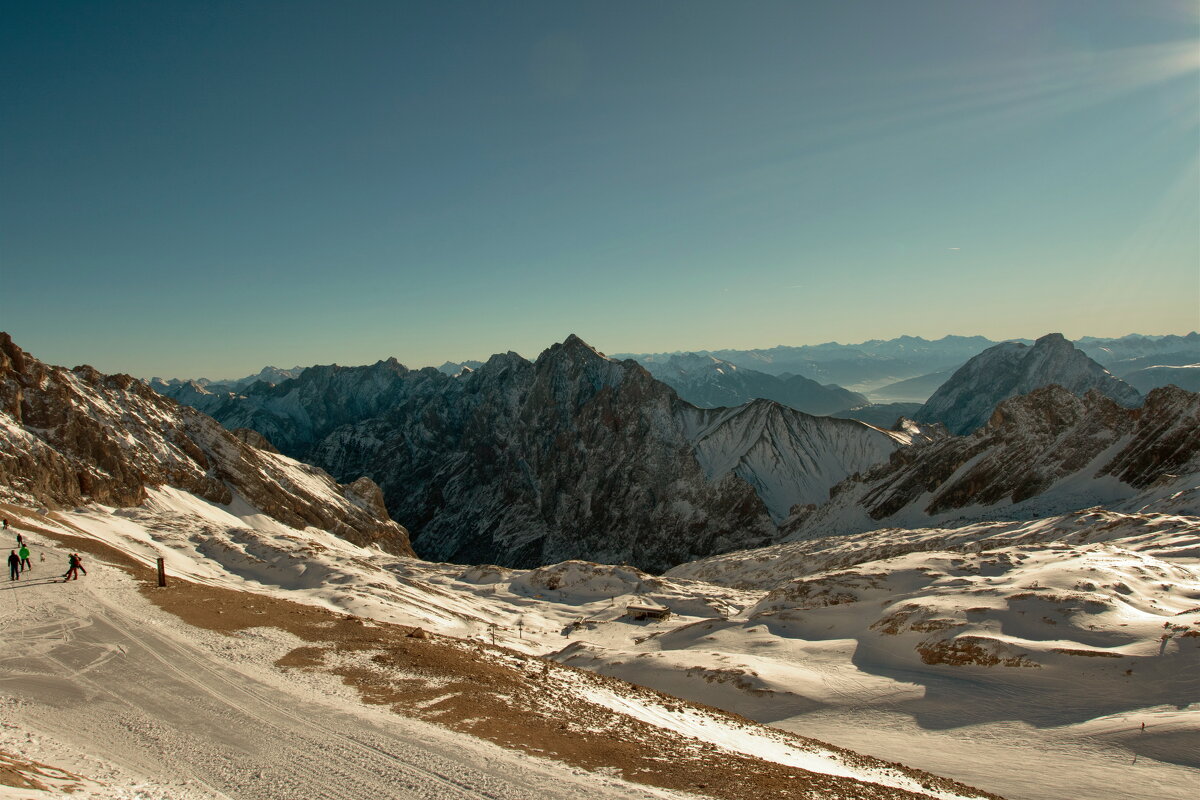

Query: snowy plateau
<box><xmin>1</xmin><ymin>332</ymin><xmax>1198</xmax><ymax>800</ymax></box>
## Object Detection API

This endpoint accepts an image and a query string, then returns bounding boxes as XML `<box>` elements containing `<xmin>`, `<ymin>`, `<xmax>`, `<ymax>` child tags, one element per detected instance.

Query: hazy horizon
<box><xmin>3</xmin><ymin>1</ymin><xmax>1197</xmax><ymax>378</ymax></box>
<box><xmin>11</xmin><ymin>327</ymin><xmax>1191</xmax><ymax>383</ymax></box>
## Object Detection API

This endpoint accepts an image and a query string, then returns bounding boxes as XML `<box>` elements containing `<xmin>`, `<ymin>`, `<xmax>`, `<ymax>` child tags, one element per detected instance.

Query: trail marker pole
<box><xmin>157</xmin><ymin>557</ymin><xmax>167</xmax><ymax>587</ymax></box>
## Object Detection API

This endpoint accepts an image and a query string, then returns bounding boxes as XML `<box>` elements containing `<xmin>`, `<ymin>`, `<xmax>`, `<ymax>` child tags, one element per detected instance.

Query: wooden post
<box><xmin>157</xmin><ymin>557</ymin><xmax>167</xmax><ymax>587</ymax></box>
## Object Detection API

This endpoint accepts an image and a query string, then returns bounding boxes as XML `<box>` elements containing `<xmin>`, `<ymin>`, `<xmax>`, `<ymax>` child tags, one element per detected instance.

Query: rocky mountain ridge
<box><xmin>0</xmin><ymin>333</ymin><xmax>411</xmax><ymax>554</ymax></box>
<box><xmin>786</xmin><ymin>383</ymin><xmax>1200</xmax><ymax>539</ymax></box>
<box><xmin>160</xmin><ymin>335</ymin><xmax>909</xmax><ymax>570</ymax></box>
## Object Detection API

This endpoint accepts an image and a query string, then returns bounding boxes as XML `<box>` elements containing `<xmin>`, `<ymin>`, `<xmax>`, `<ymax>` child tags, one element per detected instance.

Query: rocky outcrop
<box><xmin>915</xmin><ymin>333</ymin><xmax>1141</xmax><ymax>435</ymax></box>
<box><xmin>0</xmin><ymin>332</ymin><xmax>412</xmax><ymax>555</ymax></box>
<box><xmin>785</xmin><ymin>384</ymin><xmax>1200</xmax><ymax>539</ymax></box>
<box><xmin>162</xmin><ymin>335</ymin><xmax>907</xmax><ymax>571</ymax></box>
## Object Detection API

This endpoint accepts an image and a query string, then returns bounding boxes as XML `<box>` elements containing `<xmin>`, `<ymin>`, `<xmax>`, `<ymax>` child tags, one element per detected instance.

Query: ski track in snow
<box><xmin>0</xmin><ymin>541</ymin><xmax>692</xmax><ymax>800</ymax></box>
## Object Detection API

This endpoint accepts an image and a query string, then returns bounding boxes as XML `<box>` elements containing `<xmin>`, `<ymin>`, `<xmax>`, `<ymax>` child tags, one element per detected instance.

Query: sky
<box><xmin>2</xmin><ymin>0</ymin><xmax>1197</xmax><ymax>379</ymax></box>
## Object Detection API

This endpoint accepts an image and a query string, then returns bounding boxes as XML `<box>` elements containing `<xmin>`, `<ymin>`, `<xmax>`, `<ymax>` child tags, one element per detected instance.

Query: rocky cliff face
<box><xmin>786</xmin><ymin>384</ymin><xmax>1200</xmax><ymax>539</ymax></box>
<box><xmin>163</xmin><ymin>335</ymin><xmax>907</xmax><ymax>571</ymax></box>
<box><xmin>915</xmin><ymin>333</ymin><xmax>1141</xmax><ymax>435</ymax></box>
<box><xmin>0</xmin><ymin>333</ymin><xmax>412</xmax><ymax>555</ymax></box>
<box><xmin>640</xmin><ymin>353</ymin><xmax>867</xmax><ymax>415</ymax></box>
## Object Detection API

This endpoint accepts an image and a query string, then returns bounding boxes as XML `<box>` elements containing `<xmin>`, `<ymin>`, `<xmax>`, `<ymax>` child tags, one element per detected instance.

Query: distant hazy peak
<box><xmin>915</xmin><ymin>332</ymin><xmax>1141</xmax><ymax>435</ymax></box>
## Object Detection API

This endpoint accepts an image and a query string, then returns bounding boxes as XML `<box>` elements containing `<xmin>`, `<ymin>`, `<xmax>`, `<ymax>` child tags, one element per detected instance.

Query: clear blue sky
<box><xmin>2</xmin><ymin>0</ymin><xmax>1197</xmax><ymax>378</ymax></box>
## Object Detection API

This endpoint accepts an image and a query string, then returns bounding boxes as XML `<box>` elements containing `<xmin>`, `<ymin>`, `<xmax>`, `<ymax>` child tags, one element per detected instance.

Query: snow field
<box><xmin>7</xmin><ymin>488</ymin><xmax>1197</xmax><ymax>799</ymax></box>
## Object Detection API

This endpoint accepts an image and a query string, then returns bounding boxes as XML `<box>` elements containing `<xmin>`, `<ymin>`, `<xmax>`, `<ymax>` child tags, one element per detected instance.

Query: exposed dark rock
<box><xmin>0</xmin><ymin>332</ymin><xmax>412</xmax><ymax>555</ymax></box>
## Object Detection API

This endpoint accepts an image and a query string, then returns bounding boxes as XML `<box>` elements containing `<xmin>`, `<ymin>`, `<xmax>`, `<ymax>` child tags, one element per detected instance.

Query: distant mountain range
<box><xmin>4</xmin><ymin>328</ymin><xmax>1199</xmax><ymax>576</ymax></box>
<box><xmin>150</xmin><ymin>365</ymin><xmax>305</xmax><ymax>394</ymax></box>
<box><xmin>157</xmin><ymin>333</ymin><xmax>1199</xmax><ymax>424</ymax></box>
<box><xmin>617</xmin><ymin>335</ymin><xmax>1001</xmax><ymax>393</ymax></box>
<box><xmin>636</xmin><ymin>353</ymin><xmax>867</xmax><ymax>415</ymax></box>
<box><xmin>140</xmin><ymin>330</ymin><xmax>1200</xmax><ymax>572</ymax></box>
<box><xmin>617</xmin><ymin>332</ymin><xmax>1200</xmax><ymax>399</ymax></box>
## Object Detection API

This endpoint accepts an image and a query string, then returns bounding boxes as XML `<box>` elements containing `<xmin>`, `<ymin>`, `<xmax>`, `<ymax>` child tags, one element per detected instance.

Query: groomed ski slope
<box><xmin>1</xmin><ymin>500</ymin><xmax>998</xmax><ymax>800</ymax></box>
<box><xmin>0</xmin><ymin>539</ymin><xmax>694</xmax><ymax>800</ymax></box>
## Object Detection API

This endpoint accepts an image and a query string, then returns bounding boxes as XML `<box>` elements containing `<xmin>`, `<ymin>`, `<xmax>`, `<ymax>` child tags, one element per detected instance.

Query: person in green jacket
<box><xmin>17</xmin><ymin>544</ymin><xmax>31</xmax><ymax>572</ymax></box>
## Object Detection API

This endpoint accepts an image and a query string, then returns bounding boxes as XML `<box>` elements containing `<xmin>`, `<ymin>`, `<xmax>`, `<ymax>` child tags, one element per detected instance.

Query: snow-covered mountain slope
<box><xmin>0</xmin><ymin>333</ymin><xmax>410</xmax><ymax>554</ymax></box>
<box><xmin>640</xmin><ymin>353</ymin><xmax>867</xmax><ymax>415</ymax></box>
<box><xmin>915</xmin><ymin>333</ymin><xmax>1142</xmax><ymax>435</ymax></box>
<box><xmin>655</xmin><ymin>513</ymin><xmax>1200</xmax><ymax>800</ymax></box>
<box><xmin>666</xmin><ymin>511</ymin><xmax>1200</xmax><ymax>727</ymax></box>
<box><xmin>783</xmin><ymin>385</ymin><xmax>1200</xmax><ymax>540</ymax></box>
<box><xmin>3</xmin><ymin>498</ymin><xmax>998</xmax><ymax>800</ymax></box>
<box><xmin>681</xmin><ymin>400</ymin><xmax>917</xmax><ymax>521</ymax></box>
<box><xmin>7</xmin><ymin>479</ymin><xmax>1197</xmax><ymax>800</ymax></box>
<box><xmin>159</xmin><ymin>334</ymin><xmax>909</xmax><ymax>571</ymax></box>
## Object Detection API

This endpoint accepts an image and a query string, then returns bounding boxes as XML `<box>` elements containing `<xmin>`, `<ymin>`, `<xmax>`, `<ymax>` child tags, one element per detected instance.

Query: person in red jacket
<box><xmin>64</xmin><ymin>553</ymin><xmax>86</xmax><ymax>581</ymax></box>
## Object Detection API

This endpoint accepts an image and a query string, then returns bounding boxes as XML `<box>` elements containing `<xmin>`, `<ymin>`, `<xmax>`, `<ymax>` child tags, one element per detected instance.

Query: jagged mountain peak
<box><xmin>1034</xmin><ymin>331</ymin><xmax>1069</xmax><ymax>346</ymax></box>
<box><xmin>476</xmin><ymin>350</ymin><xmax>531</xmax><ymax>379</ymax></box>
<box><xmin>537</xmin><ymin>334</ymin><xmax>611</xmax><ymax>365</ymax></box>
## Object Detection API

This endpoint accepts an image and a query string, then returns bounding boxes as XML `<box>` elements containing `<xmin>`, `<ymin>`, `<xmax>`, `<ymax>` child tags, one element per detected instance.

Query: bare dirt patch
<box><xmin>0</xmin><ymin>748</ymin><xmax>84</xmax><ymax>793</ymax></box>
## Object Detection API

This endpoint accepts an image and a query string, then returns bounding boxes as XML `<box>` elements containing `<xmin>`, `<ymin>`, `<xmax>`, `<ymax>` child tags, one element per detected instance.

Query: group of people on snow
<box><xmin>6</xmin><ymin>525</ymin><xmax>87</xmax><ymax>582</ymax></box>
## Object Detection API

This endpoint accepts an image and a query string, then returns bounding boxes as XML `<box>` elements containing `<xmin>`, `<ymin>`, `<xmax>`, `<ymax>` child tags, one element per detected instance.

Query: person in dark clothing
<box><xmin>7</xmin><ymin>551</ymin><xmax>19</xmax><ymax>581</ymax></box>
<box><xmin>64</xmin><ymin>553</ymin><xmax>86</xmax><ymax>581</ymax></box>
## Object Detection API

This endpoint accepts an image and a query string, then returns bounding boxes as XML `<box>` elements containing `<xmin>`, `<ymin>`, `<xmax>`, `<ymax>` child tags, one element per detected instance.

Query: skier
<box><xmin>7</xmin><ymin>551</ymin><xmax>19</xmax><ymax>581</ymax></box>
<box><xmin>17</xmin><ymin>544</ymin><xmax>30</xmax><ymax>573</ymax></box>
<box><xmin>64</xmin><ymin>553</ymin><xmax>86</xmax><ymax>581</ymax></box>
<box><xmin>15</xmin><ymin>532</ymin><xmax>23</xmax><ymax>548</ymax></box>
